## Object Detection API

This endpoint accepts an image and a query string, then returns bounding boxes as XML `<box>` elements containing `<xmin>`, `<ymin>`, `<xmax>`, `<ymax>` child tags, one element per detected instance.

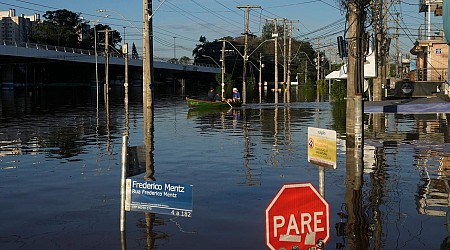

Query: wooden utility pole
<box><xmin>143</xmin><ymin>0</ymin><xmax>154</xmax><ymax>109</ymax></box>
<box><xmin>124</xmin><ymin>43</ymin><xmax>129</xmax><ymax>97</ymax></box>
<box><xmin>346</xmin><ymin>1</ymin><xmax>361</xmax><ymax>146</ymax></box>
<box><xmin>287</xmin><ymin>20</ymin><xmax>293</xmax><ymax>90</ymax></box>
<box><xmin>259</xmin><ymin>52</ymin><xmax>262</xmax><ymax>86</ymax></box>
<box><xmin>105</xmin><ymin>29</ymin><xmax>109</xmax><ymax>100</ymax></box>
<box><xmin>383</xmin><ymin>0</ymin><xmax>389</xmax><ymax>89</ymax></box>
<box><xmin>395</xmin><ymin>12</ymin><xmax>399</xmax><ymax>79</ymax></box>
<box><xmin>143</xmin><ymin>0</ymin><xmax>155</xmax><ymax>183</ymax></box>
<box><xmin>283</xmin><ymin>18</ymin><xmax>287</xmax><ymax>87</ymax></box>
<box><xmin>316</xmin><ymin>39</ymin><xmax>320</xmax><ymax>101</ymax></box>
<box><xmin>373</xmin><ymin>0</ymin><xmax>385</xmax><ymax>101</ymax></box>
<box><xmin>273</xmin><ymin>18</ymin><xmax>279</xmax><ymax>103</ymax></box>
<box><xmin>346</xmin><ymin>2</ymin><xmax>369</xmax><ymax>247</ymax></box>
<box><xmin>236</xmin><ymin>5</ymin><xmax>260</xmax><ymax>104</ymax></box>
<box><xmin>221</xmin><ymin>40</ymin><xmax>225</xmax><ymax>100</ymax></box>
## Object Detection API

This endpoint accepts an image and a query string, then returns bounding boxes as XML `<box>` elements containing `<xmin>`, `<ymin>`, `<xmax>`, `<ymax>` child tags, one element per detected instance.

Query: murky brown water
<box><xmin>1</xmin><ymin>86</ymin><xmax>449</xmax><ymax>249</ymax></box>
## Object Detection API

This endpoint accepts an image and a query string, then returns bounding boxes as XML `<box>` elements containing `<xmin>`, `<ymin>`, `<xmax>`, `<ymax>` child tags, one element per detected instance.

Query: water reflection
<box><xmin>363</xmin><ymin>112</ymin><xmax>450</xmax><ymax>249</ymax></box>
<box><xmin>1</xmin><ymin>87</ymin><xmax>450</xmax><ymax>249</ymax></box>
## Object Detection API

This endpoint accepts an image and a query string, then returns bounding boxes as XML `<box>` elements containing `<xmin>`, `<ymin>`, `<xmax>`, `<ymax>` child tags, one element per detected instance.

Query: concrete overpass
<box><xmin>0</xmin><ymin>40</ymin><xmax>220</xmax><ymax>88</ymax></box>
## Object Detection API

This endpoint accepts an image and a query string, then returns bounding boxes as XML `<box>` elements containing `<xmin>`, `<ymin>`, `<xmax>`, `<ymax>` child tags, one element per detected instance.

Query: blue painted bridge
<box><xmin>0</xmin><ymin>41</ymin><xmax>220</xmax><ymax>88</ymax></box>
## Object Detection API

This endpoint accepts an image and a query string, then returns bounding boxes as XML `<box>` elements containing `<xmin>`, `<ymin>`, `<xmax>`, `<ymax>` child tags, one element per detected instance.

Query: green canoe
<box><xmin>186</xmin><ymin>98</ymin><xmax>242</xmax><ymax>109</ymax></box>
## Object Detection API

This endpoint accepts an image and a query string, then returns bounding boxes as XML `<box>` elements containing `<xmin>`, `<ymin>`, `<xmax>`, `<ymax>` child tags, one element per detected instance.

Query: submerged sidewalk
<box><xmin>364</xmin><ymin>94</ymin><xmax>450</xmax><ymax>113</ymax></box>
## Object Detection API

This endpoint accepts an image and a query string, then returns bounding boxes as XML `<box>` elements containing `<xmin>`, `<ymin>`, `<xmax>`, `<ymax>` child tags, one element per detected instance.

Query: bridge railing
<box><xmin>1</xmin><ymin>40</ymin><xmax>220</xmax><ymax>68</ymax></box>
<box><xmin>2</xmin><ymin>40</ymin><xmax>97</xmax><ymax>56</ymax></box>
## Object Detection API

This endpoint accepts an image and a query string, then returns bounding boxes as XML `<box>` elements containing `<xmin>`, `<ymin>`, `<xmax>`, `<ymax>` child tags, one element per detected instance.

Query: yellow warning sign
<box><xmin>307</xmin><ymin>127</ymin><xmax>337</xmax><ymax>169</ymax></box>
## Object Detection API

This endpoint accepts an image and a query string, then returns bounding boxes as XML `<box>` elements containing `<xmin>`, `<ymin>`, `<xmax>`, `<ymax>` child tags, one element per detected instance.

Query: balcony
<box><xmin>417</xmin><ymin>25</ymin><xmax>444</xmax><ymax>41</ymax></box>
<box><xmin>415</xmin><ymin>67</ymin><xmax>448</xmax><ymax>81</ymax></box>
<box><xmin>419</xmin><ymin>0</ymin><xmax>443</xmax><ymax>15</ymax></box>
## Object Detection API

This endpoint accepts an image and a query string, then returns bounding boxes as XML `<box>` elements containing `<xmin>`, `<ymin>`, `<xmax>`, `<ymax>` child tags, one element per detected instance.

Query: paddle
<box><xmin>225</xmin><ymin>100</ymin><xmax>233</xmax><ymax>108</ymax></box>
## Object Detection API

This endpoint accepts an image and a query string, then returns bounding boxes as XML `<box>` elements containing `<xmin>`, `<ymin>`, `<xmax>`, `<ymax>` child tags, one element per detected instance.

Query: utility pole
<box><xmin>383</xmin><ymin>0</ymin><xmax>389</xmax><ymax>89</ymax></box>
<box><xmin>259</xmin><ymin>52</ymin><xmax>263</xmax><ymax>86</ymax></box>
<box><xmin>373</xmin><ymin>0</ymin><xmax>385</xmax><ymax>101</ymax></box>
<box><xmin>123</xmin><ymin>27</ymin><xmax>128</xmax><ymax>90</ymax></box>
<box><xmin>105</xmin><ymin>29</ymin><xmax>109</xmax><ymax>101</ymax></box>
<box><xmin>316</xmin><ymin>39</ymin><xmax>320</xmax><ymax>101</ymax></box>
<box><xmin>173</xmin><ymin>36</ymin><xmax>176</xmax><ymax>59</ymax></box>
<box><xmin>124</xmin><ymin>43</ymin><xmax>129</xmax><ymax>92</ymax></box>
<box><xmin>347</xmin><ymin>1</ymin><xmax>363</xmax><ymax>147</ymax></box>
<box><xmin>221</xmin><ymin>40</ymin><xmax>225</xmax><ymax>100</ymax></box>
<box><xmin>395</xmin><ymin>12</ymin><xmax>399</xmax><ymax>79</ymax></box>
<box><xmin>283</xmin><ymin>18</ymin><xmax>287</xmax><ymax>87</ymax></box>
<box><xmin>287</xmin><ymin>20</ymin><xmax>293</xmax><ymax>90</ymax></box>
<box><xmin>273</xmin><ymin>18</ymin><xmax>279</xmax><ymax>103</ymax></box>
<box><xmin>237</xmin><ymin>5</ymin><xmax>260</xmax><ymax>104</ymax></box>
<box><xmin>143</xmin><ymin>0</ymin><xmax>153</xmax><ymax>108</ymax></box>
<box><xmin>142</xmin><ymin>0</ymin><xmax>155</xmax><ymax>183</ymax></box>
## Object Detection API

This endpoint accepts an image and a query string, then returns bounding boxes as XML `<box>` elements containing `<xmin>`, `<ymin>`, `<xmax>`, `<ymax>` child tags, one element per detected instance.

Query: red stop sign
<box><xmin>265</xmin><ymin>183</ymin><xmax>330</xmax><ymax>250</ymax></box>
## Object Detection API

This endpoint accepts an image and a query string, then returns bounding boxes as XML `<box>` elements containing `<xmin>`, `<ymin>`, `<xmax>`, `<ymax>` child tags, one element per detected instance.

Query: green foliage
<box><xmin>331</xmin><ymin>101</ymin><xmax>346</xmax><ymax>134</ymax></box>
<box><xmin>167</xmin><ymin>58</ymin><xmax>178</xmax><ymax>64</ymax></box>
<box><xmin>225</xmin><ymin>83</ymin><xmax>234</xmax><ymax>99</ymax></box>
<box><xmin>246</xmin><ymin>77</ymin><xmax>255</xmax><ymax>101</ymax></box>
<box><xmin>131</xmin><ymin>43</ymin><xmax>139</xmax><ymax>59</ymax></box>
<box><xmin>192</xmin><ymin>36</ymin><xmax>222</xmax><ymax>63</ymax></box>
<box><xmin>316</xmin><ymin>79</ymin><xmax>328</xmax><ymax>97</ymax></box>
<box><xmin>193</xmin><ymin>23</ymin><xmax>321</xmax><ymax>90</ymax></box>
<box><xmin>32</xmin><ymin>9</ymin><xmax>82</xmax><ymax>47</ymax></box>
<box><xmin>298</xmin><ymin>79</ymin><xmax>316</xmax><ymax>101</ymax></box>
<box><xmin>214</xmin><ymin>73</ymin><xmax>232</xmax><ymax>86</ymax></box>
<box><xmin>179</xmin><ymin>56</ymin><xmax>190</xmax><ymax>64</ymax></box>
<box><xmin>261</xmin><ymin>22</ymin><xmax>285</xmax><ymax>40</ymax></box>
<box><xmin>330</xmin><ymin>80</ymin><xmax>347</xmax><ymax>102</ymax></box>
<box><xmin>31</xmin><ymin>9</ymin><xmax>122</xmax><ymax>50</ymax></box>
<box><xmin>89</xmin><ymin>24</ymin><xmax>122</xmax><ymax>51</ymax></box>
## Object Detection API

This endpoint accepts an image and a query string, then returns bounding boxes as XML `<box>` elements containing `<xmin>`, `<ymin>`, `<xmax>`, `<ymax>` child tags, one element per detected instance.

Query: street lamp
<box><xmin>202</xmin><ymin>54</ymin><xmax>224</xmax><ymax>100</ymax></box>
<box><xmin>293</xmin><ymin>51</ymin><xmax>315</xmax><ymax>84</ymax></box>
<box><xmin>82</xmin><ymin>18</ymin><xmax>101</xmax><ymax>108</ymax></box>
<box><xmin>219</xmin><ymin>38</ymin><xmax>274</xmax><ymax>104</ymax></box>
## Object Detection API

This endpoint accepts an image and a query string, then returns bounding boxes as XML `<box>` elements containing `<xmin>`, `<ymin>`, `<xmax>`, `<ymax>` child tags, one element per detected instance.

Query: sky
<box><xmin>0</xmin><ymin>0</ymin><xmax>444</xmax><ymax>61</ymax></box>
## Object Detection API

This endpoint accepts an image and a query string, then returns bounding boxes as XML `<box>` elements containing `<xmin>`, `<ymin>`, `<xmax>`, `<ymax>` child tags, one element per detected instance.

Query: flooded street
<box><xmin>1</xmin><ymin>86</ymin><xmax>449</xmax><ymax>249</ymax></box>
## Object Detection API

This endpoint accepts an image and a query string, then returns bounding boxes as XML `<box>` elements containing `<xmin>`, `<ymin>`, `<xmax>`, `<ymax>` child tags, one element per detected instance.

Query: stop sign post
<box><xmin>265</xmin><ymin>183</ymin><xmax>330</xmax><ymax>250</ymax></box>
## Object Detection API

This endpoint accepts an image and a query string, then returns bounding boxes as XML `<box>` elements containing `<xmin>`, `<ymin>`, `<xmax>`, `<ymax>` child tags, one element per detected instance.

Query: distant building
<box><xmin>410</xmin><ymin>0</ymin><xmax>447</xmax><ymax>83</ymax></box>
<box><xmin>0</xmin><ymin>9</ymin><xmax>40</xmax><ymax>43</ymax></box>
<box><xmin>411</xmin><ymin>33</ymin><xmax>448</xmax><ymax>82</ymax></box>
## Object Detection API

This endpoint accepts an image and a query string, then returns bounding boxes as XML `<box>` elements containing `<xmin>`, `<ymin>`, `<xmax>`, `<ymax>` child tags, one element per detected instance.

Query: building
<box><xmin>411</xmin><ymin>32</ymin><xmax>448</xmax><ymax>82</ymax></box>
<box><xmin>412</xmin><ymin>0</ymin><xmax>446</xmax><ymax>82</ymax></box>
<box><xmin>0</xmin><ymin>9</ymin><xmax>40</xmax><ymax>44</ymax></box>
<box><xmin>406</xmin><ymin>0</ymin><xmax>448</xmax><ymax>97</ymax></box>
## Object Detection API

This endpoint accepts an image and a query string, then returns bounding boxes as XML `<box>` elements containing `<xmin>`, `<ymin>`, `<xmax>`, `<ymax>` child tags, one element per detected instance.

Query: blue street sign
<box><xmin>125</xmin><ymin>179</ymin><xmax>193</xmax><ymax>217</ymax></box>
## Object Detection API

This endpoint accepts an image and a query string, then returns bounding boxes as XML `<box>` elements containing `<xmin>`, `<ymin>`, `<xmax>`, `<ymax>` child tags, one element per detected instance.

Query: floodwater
<box><xmin>0</xmin><ymin>86</ymin><xmax>449</xmax><ymax>250</ymax></box>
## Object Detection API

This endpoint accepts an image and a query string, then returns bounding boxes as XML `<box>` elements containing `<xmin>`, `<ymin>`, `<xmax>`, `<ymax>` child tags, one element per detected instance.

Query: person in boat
<box><xmin>207</xmin><ymin>86</ymin><xmax>221</xmax><ymax>101</ymax></box>
<box><xmin>232</xmin><ymin>88</ymin><xmax>241</xmax><ymax>102</ymax></box>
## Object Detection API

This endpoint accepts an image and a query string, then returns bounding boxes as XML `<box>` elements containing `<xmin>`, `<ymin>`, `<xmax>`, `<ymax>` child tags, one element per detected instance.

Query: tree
<box><xmin>89</xmin><ymin>24</ymin><xmax>122</xmax><ymax>53</ymax></box>
<box><xmin>167</xmin><ymin>58</ymin><xmax>178</xmax><ymax>64</ymax></box>
<box><xmin>192</xmin><ymin>36</ymin><xmax>223</xmax><ymax>62</ymax></box>
<box><xmin>179</xmin><ymin>56</ymin><xmax>191</xmax><ymax>64</ymax></box>
<box><xmin>131</xmin><ymin>43</ymin><xmax>139</xmax><ymax>59</ymax></box>
<box><xmin>32</xmin><ymin>9</ymin><xmax>83</xmax><ymax>47</ymax></box>
<box><xmin>192</xmin><ymin>35</ymin><xmax>209</xmax><ymax>61</ymax></box>
<box><xmin>261</xmin><ymin>21</ymin><xmax>285</xmax><ymax>41</ymax></box>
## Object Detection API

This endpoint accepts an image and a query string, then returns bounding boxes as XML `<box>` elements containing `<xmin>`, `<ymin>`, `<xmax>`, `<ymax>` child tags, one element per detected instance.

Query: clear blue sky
<box><xmin>0</xmin><ymin>0</ymin><xmax>443</xmax><ymax>60</ymax></box>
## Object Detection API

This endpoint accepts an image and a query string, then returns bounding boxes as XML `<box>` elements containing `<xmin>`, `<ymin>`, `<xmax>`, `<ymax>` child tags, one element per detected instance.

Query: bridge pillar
<box><xmin>0</xmin><ymin>65</ymin><xmax>14</xmax><ymax>89</ymax></box>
